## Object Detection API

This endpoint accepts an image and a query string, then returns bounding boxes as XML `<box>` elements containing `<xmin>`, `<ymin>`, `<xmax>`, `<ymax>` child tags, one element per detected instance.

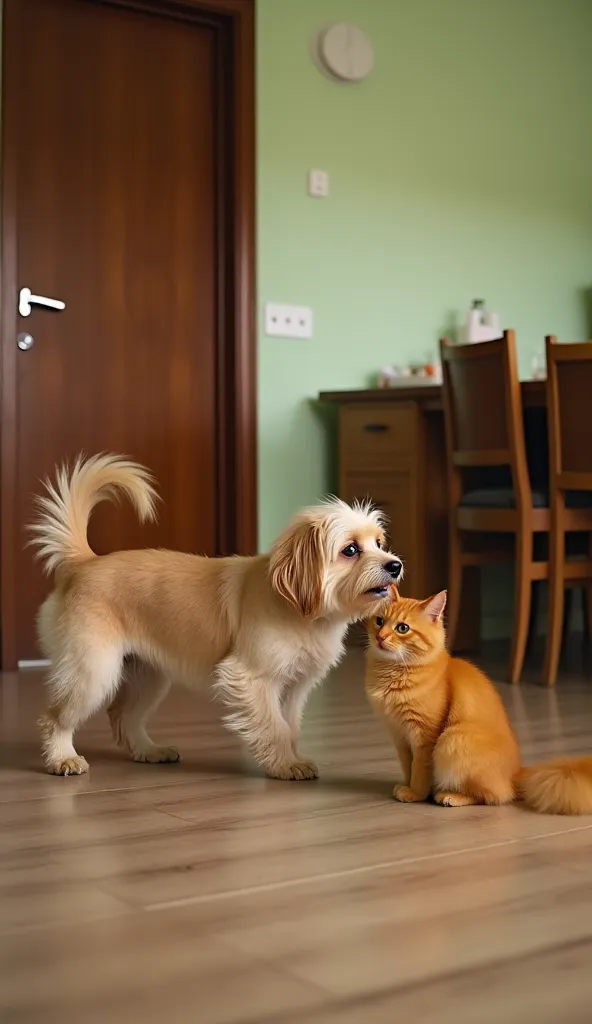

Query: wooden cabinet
<box><xmin>323</xmin><ymin>382</ymin><xmax>548</xmax><ymax>650</ymax></box>
<box><xmin>338</xmin><ymin>402</ymin><xmax>424</xmax><ymax>595</ymax></box>
<box><xmin>338</xmin><ymin>403</ymin><xmax>415</xmax><ymax>472</ymax></box>
<box><xmin>332</xmin><ymin>395</ymin><xmax>452</xmax><ymax>607</ymax></box>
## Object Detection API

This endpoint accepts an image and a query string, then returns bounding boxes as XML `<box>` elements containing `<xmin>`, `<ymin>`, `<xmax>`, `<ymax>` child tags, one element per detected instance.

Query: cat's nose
<box><xmin>385</xmin><ymin>560</ymin><xmax>403</xmax><ymax>579</ymax></box>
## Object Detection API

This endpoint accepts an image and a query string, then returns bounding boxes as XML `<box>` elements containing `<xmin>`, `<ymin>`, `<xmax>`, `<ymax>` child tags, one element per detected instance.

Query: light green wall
<box><xmin>257</xmin><ymin>0</ymin><xmax>592</xmax><ymax>561</ymax></box>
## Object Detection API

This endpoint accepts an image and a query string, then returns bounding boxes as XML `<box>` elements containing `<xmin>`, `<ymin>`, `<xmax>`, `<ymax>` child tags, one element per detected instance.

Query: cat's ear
<box><xmin>422</xmin><ymin>590</ymin><xmax>447</xmax><ymax>623</ymax></box>
<box><xmin>389</xmin><ymin>584</ymin><xmax>400</xmax><ymax>601</ymax></box>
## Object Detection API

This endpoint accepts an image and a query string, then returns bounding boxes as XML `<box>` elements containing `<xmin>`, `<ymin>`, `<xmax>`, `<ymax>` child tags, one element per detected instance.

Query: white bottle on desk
<box><xmin>465</xmin><ymin>299</ymin><xmax>500</xmax><ymax>343</ymax></box>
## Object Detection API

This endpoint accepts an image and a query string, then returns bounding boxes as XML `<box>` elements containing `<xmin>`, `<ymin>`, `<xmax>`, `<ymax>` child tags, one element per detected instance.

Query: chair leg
<box><xmin>543</xmin><ymin>511</ymin><xmax>565</xmax><ymax>687</ymax></box>
<box><xmin>509</xmin><ymin>531</ymin><xmax>532</xmax><ymax>684</ymax></box>
<box><xmin>446</xmin><ymin>526</ymin><xmax>463</xmax><ymax>652</ymax></box>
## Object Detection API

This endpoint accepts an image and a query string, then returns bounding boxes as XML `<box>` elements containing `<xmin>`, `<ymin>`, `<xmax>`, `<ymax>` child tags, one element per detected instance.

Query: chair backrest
<box><xmin>440</xmin><ymin>330</ymin><xmax>531</xmax><ymax>511</ymax></box>
<box><xmin>546</xmin><ymin>335</ymin><xmax>592</xmax><ymax>491</ymax></box>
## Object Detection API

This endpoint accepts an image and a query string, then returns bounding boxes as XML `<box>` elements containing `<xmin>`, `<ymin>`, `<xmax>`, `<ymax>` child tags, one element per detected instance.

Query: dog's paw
<box><xmin>392</xmin><ymin>784</ymin><xmax>424</xmax><ymax>803</ymax></box>
<box><xmin>132</xmin><ymin>745</ymin><xmax>181</xmax><ymax>764</ymax></box>
<box><xmin>269</xmin><ymin>759</ymin><xmax>319</xmax><ymax>781</ymax></box>
<box><xmin>48</xmin><ymin>755</ymin><xmax>89</xmax><ymax>776</ymax></box>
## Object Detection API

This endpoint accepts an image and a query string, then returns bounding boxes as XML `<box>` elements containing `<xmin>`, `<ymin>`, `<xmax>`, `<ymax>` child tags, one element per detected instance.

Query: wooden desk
<box><xmin>319</xmin><ymin>380</ymin><xmax>547</xmax><ymax>649</ymax></box>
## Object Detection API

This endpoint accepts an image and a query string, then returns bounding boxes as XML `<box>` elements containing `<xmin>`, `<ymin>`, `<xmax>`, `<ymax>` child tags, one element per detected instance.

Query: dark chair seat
<box><xmin>565</xmin><ymin>491</ymin><xmax>592</xmax><ymax>509</ymax></box>
<box><xmin>460</xmin><ymin>488</ymin><xmax>592</xmax><ymax>510</ymax></box>
<box><xmin>460</xmin><ymin>488</ymin><xmax>547</xmax><ymax>509</ymax></box>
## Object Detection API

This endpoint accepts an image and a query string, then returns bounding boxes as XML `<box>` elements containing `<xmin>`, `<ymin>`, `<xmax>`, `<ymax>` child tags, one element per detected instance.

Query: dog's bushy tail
<box><xmin>29</xmin><ymin>453</ymin><xmax>159</xmax><ymax>576</ymax></box>
<box><xmin>517</xmin><ymin>757</ymin><xmax>592</xmax><ymax>815</ymax></box>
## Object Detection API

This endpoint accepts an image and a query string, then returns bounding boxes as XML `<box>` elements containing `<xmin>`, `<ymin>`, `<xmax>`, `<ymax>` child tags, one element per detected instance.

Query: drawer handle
<box><xmin>363</xmin><ymin>423</ymin><xmax>389</xmax><ymax>433</ymax></box>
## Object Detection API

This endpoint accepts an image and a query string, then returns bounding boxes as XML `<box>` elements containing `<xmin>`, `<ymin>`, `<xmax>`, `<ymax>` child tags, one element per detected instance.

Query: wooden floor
<box><xmin>2</xmin><ymin>644</ymin><xmax>592</xmax><ymax>1023</ymax></box>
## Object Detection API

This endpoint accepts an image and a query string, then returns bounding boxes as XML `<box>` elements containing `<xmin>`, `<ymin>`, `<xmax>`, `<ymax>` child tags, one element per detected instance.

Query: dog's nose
<box><xmin>385</xmin><ymin>560</ymin><xmax>403</xmax><ymax>579</ymax></box>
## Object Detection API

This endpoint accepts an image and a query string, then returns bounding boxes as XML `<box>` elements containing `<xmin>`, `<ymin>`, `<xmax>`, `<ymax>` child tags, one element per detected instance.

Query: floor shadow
<box><xmin>315</xmin><ymin>772</ymin><xmax>394</xmax><ymax>799</ymax></box>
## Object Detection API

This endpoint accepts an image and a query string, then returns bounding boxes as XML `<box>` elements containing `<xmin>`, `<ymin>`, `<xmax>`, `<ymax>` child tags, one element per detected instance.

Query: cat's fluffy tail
<box><xmin>517</xmin><ymin>757</ymin><xmax>592</xmax><ymax>815</ymax></box>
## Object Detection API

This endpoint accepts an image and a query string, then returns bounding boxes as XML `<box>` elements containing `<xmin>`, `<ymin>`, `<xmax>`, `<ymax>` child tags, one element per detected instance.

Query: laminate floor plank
<box><xmin>2</xmin><ymin>648</ymin><xmax>592</xmax><ymax>1022</ymax></box>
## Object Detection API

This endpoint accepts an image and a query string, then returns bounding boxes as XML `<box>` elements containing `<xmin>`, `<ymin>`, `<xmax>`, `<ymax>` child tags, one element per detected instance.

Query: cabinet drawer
<box><xmin>339</xmin><ymin>403</ymin><xmax>417</xmax><ymax>473</ymax></box>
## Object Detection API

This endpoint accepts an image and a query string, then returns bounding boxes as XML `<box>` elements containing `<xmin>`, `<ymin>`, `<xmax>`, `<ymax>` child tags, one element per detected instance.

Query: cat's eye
<box><xmin>376</xmin><ymin>616</ymin><xmax>384</xmax><ymax>627</ymax></box>
<box><xmin>396</xmin><ymin>623</ymin><xmax>410</xmax><ymax>634</ymax></box>
<box><xmin>341</xmin><ymin>543</ymin><xmax>359</xmax><ymax>558</ymax></box>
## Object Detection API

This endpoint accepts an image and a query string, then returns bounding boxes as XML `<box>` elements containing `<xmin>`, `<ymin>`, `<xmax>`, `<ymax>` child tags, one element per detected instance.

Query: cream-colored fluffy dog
<box><xmin>31</xmin><ymin>454</ymin><xmax>402</xmax><ymax>780</ymax></box>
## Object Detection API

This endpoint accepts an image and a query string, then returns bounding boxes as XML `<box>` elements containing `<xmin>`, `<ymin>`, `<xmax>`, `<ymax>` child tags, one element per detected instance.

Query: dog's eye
<box><xmin>396</xmin><ymin>623</ymin><xmax>410</xmax><ymax>634</ymax></box>
<box><xmin>376</xmin><ymin>617</ymin><xmax>384</xmax><ymax>627</ymax></box>
<box><xmin>341</xmin><ymin>543</ymin><xmax>359</xmax><ymax>558</ymax></box>
<box><xmin>376</xmin><ymin>539</ymin><xmax>382</xmax><ymax>549</ymax></box>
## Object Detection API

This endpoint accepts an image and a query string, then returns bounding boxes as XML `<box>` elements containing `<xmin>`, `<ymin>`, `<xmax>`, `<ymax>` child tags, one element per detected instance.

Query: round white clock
<box><xmin>318</xmin><ymin>22</ymin><xmax>374</xmax><ymax>83</ymax></box>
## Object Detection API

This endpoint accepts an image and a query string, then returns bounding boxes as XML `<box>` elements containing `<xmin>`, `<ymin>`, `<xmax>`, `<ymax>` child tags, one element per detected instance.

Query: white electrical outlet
<box><xmin>308</xmin><ymin>169</ymin><xmax>329</xmax><ymax>198</ymax></box>
<box><xmin>265</xmin><ymin>303</ymin><xmax>313</xmax><ymax>339</ymax></box>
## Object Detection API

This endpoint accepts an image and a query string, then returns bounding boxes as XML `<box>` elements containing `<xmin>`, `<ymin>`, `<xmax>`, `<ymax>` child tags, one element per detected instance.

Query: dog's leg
<box><xmin>215</xmin><ymin>657</ymin><xmax>318</xmax><ymax>780</ymax></box>
<box><xmin>39</xmin><ymin>645</ymin><xmax>123</xmax><ymax>776</ymax></box>
<box><xmin>108</xmin><ymin>660</ymin><xmax>180</xmax><ymax>763</ymax></box>
<box><xmin>281</xmin><ymin>676</ymin><xmax>320</xmax><ymax>775</ymax></box>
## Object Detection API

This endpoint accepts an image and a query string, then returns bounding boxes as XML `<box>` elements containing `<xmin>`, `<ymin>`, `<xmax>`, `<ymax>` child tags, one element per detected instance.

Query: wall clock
<box><xmin>318</xmin><ymin>22</ymin><xmax>374</xmax><ymax>83</ymax></box>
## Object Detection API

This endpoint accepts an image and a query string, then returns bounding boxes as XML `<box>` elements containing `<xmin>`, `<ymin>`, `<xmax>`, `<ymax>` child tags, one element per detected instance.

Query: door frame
<box><xmin>0</xmin><ymin>0</ymin><xmax>257</xmax><ymax>669</ymax></box>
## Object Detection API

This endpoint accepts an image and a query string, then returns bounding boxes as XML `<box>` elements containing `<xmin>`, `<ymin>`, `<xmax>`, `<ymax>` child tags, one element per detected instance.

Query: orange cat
<box><xmin>365</xmin><ymin>590</ymin><xmax>592</xmax><ymax>814</ymax></box>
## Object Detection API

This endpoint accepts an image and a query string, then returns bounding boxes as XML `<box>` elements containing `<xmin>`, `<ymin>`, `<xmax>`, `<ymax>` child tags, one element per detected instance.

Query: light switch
<box><xmin>308</xmin><ymin>169</ymin><xmax>330</xmax><ymax>198</ymax></box>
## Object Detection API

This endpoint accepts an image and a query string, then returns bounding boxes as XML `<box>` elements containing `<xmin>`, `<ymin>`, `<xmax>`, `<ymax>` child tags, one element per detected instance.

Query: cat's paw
<box><xmin>434</xmin><ymin>791</ymin><xmax>475</xmax><ymax>807</ymax></box>
<box><xmin>392</xmin><ymin>784</ymin><xmax>425</xmax><ymax>803</ymax></box>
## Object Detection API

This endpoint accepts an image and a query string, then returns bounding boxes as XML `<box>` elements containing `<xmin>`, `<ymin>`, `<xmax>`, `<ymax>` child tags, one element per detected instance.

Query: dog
<box><xmin>30</xmin><ymin>453</ymin><xmax>403</xmax><ymax>780</ymax></box>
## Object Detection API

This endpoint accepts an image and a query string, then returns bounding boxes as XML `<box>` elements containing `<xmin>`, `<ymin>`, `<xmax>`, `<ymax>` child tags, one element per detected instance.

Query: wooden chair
<box><xmin>543</xmin><ymin>336</ymin><xmax>592</xmax><ymax>686</ymax></box>
<box><xmin>440</xmin><ymin>331</ymin><xmax>549</xmax><ymax>683</ymax></box>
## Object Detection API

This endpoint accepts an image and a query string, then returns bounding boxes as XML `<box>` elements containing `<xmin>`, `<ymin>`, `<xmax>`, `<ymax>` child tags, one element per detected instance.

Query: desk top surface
<box><xmin>319</xmin><ymin>378</ymin><xmax>546</xmax><ymax>409</ymax></box>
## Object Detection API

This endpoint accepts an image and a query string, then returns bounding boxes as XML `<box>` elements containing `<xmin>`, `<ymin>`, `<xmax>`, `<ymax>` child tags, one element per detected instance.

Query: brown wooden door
<box><xmin>1</xmin><ymin>0</ymin><xmax>256</xmax><ymax>665</ymax></box>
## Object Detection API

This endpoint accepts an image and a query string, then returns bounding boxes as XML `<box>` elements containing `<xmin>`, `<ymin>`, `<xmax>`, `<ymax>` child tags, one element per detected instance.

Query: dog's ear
<box><xmin>269</xmin><ymin>521</ymin><xmax>324</xmax><ymax>618</ymax></box>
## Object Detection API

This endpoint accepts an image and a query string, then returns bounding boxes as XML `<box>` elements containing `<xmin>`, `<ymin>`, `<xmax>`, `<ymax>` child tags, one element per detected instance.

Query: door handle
<box><xmin>18</xmin><ymin>286</ymin><xmax>66</xmax><ymax>317</ymax></box>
